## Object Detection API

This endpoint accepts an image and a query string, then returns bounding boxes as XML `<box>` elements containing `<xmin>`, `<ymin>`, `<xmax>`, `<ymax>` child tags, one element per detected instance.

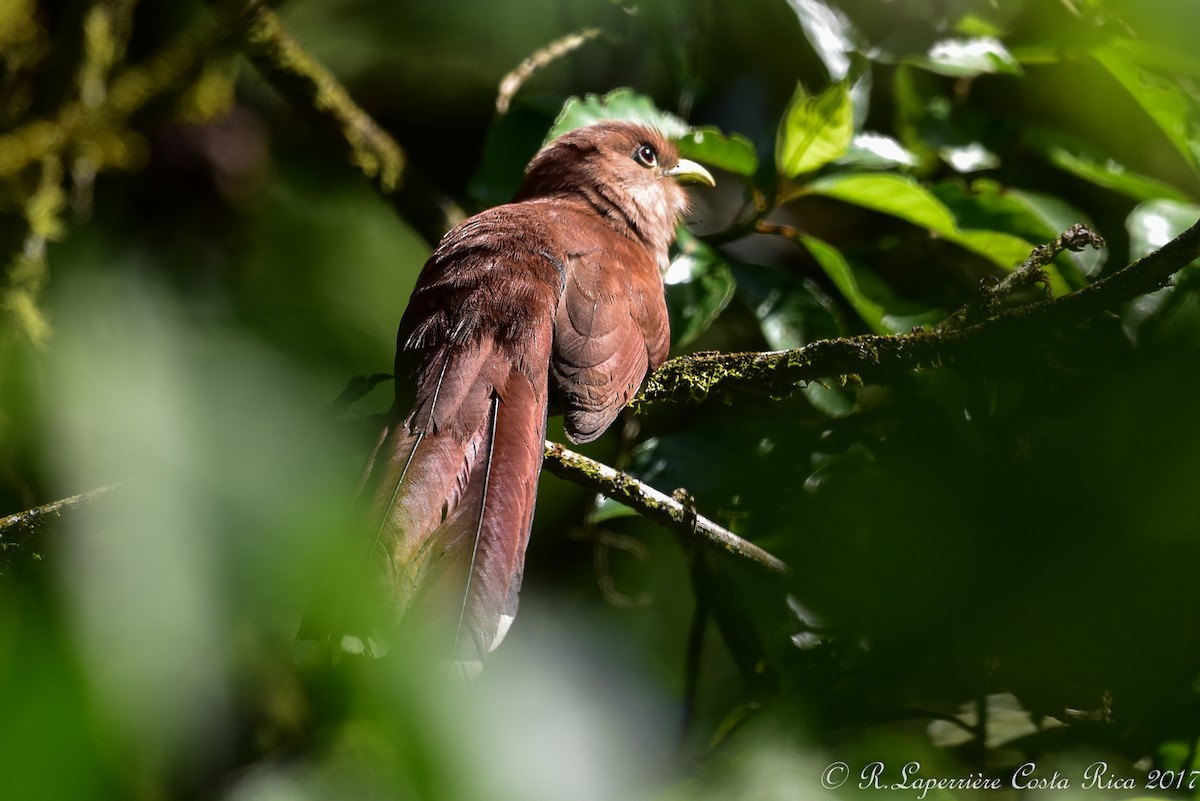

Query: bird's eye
<box><xmin>633</xmin><ymin>145</ymin><xmax>658</xmax><ymax>168</ymax></box>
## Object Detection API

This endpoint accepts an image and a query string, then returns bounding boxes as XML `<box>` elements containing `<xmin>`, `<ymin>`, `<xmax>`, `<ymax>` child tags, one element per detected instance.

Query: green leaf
<box><xmin>1127</xmin><ymin>200</ymin><xmax>1200</xmax><ymax>260</ymax></box>
<box><xmin>797</xmin><ymin>234</ymin><xmax>942</xmax><ymax>335</ymax></box>
<box><xmin>786</xmin><ymin>0</ymin><xmax>860</xmax><ymax>81</ymax></box>
<box><xmin>807</xmin><ymin>172</ymin><xmax>958</xmax><ymax>234</ymax></box>
<box><xmin>547</xmin><ymin>89</ymin><xmax>688</xmax><ymax>143</ymax></box>
<box><xmin>1004</xmin><ymin>189</ymin><xmax>1105</xmax><ymax>279</ymax></box>
<box><xmin>677</xmin><ymin>127</ymin><xmax>759</xmax><ymax>177</ymax></box>
<box><xmin>735</xmin><ymin>260</ymin><xmax>857</xmax><ymax>414</ymax></box>
<box><xmin>911</xmin><ymin>36</ymin><xmax>1022</xmax><ymax>77</ymax></box>
<box><xmin>1027</xmin><ymin>129</ymin><xmax>1193</xmax><ymax>203</ymax></box>
<box><xmin>934</xmin><ymin>179</ymin><xmax>1104</xmax><ymax>284</ymax></box>
<box><xmin>949</xmin><ymin>229</ymin><xmax>1041</xmax><ymax>269</ymax></box>
<box><xmin>470</xmin><ymin>105</ymin><xmax>557</xmax><ymax>207</ymax></box>
<box><xmin>664</xmin><ymin>231</ymin><xmax>736</xmax><ymax>348</ymax></box>
<box><xmin>806</xmin><ymin>173</ymin><xmax>1044</xmax><ymax>275</ymax></box>
<box><xmin>891</xmin><ymin>64</ymin><xmax>940</xmax><ymax>170</ymax></box>
<box><xmin>1092</xmin><ymin>43</ymin><xmax>1200</xmax><ymax>172</ymax></box>
<box><xmin>733</xmin><ymin>261</ymin><xmax>843</xmax><ymax>350</ymax></box>
<box><xmin>938</xmin><ymin>142</ymin><xmax>1000</xmax><ymax>173</ymax></box>
<box><xmin>775</xmin><ymin>80</ymin><xmax>855</xmax><ymax>178</ymax></box>
<box><xmin>1008</xmin><ymin>44</ymin><xmax>1065</xmax><ymax>66</ymax></box>
<box><xmin>1123</xmin><ymin>200</ymin><xmax>1200</xmax><ymax>340</ymax></box>
<box><xmin>838</xmin><ymin>133</ymin><xmax>919</xmax><ymax>169</ymax></box>
<box><xmin>1115</xmin><ymin>38</ymin><xmax>1200</xmax><ymax>79</ymax></box>
<box><xmin>955</xmin><ymin>13</ymin><xmax>1006</xmax><ymax>38</ymax></box>
<box><xmin>785</xmin><ymin>0</ymin><xmax>872</xmax><ymax>125</ymax></box>
<box><xmin>796</xmin><ymin>235</ymin><xmax>883</xmax><ymax>333</ymax></box>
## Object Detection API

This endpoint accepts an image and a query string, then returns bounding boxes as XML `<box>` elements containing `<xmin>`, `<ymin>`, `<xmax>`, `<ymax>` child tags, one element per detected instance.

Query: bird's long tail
<box><xmin>362</xmin><ymin>340</ymin><xmax>547</xmax><ymax>673</ymax></box>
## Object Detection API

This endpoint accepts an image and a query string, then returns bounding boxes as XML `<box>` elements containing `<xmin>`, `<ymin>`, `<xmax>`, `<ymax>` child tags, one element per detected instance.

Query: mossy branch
<box><xmin>209</xmin><ymin>0</ymin><xmax>463</xmax><ymax>243</ymax></box>
<box><xmin>211</xmin><ymin>1</ymin><xmax>403</xmax><ymax>193</ymax></box>
<box><xmin>0</xmin><ymin>481</ymin><xmax>134</xmax><ymax>558</ymax></box>
<box><xmin>634</xmin><ymin>217</ymin><xmax>1200</xmax><ymax>410</ymax></box>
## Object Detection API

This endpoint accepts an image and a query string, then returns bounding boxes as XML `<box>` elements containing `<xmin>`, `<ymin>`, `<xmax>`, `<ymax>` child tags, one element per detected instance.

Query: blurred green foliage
<box><xmin>3</xmin><ymin>0</ymin><xmax>1200</xmax><ymax>799</ymax></box>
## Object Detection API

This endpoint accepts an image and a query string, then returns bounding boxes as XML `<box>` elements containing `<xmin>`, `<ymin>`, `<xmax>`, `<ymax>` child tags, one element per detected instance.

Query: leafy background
<box><xmin>3</xmin><ymin>0</ymin><xmax>1200</xmax><ymax>798</ymax></box>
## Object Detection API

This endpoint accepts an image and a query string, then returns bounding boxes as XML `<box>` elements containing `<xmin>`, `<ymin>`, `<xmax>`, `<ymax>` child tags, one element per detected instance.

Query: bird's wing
<box><xmin>552</xmin><ymin>235</ymin><xmax>670</xmax><ymax>444</ymax></box>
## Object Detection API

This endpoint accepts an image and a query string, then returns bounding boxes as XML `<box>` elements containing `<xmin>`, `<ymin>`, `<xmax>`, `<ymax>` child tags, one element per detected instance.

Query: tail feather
<box><xmin>363</xmin><ymin>342</ymin><xmax>548</xmax><ymax>667</ymax></box>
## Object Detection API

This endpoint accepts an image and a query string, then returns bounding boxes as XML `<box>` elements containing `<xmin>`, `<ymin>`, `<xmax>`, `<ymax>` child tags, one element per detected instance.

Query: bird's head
<box><xmin>516</xmin><ymin>121</ymin><xmax>715</xmax><ymax>250</ymax></box>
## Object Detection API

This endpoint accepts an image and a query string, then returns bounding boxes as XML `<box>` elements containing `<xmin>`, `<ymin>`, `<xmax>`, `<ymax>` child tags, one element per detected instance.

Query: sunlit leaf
<box><xmin>733</xmin><ymin>261</ymin><xmax>843</xmax><ymax>350</ymax></box>
<box><xmin>1127</xmin><ymin>199</ymin><xmax>1200</xmax><ymax>260</ymax></box>
<box><xmin>928</xmin><ymin>693</ymin><xmax>1058</xmax><ymax>750</ymax></box>
<box><xmin>785</xmin><ymin>0</ymin><xmax>858</xmax><ymax>80</ymax></box>
<box><xmin>677</xmin><ymin>126</ymin><xmax>759</xmax><ymax>177</ymax></box>
<box><xmin>664</xmin><ymin>231</ymin><xmax>736</xmax><ymax>348</ymax></box>
<box><xmin>796</xmin><ymin>234</ymin><xmax>941</xmax><ymax>335</ymax></box>
<box><xmin>549</xmin><ymin>91</ymin><xmax>756</xmax><ymax>177</ymax></box>
<box><xmin>807</xmin><ymin>172</ymin><xmax>958</xmax><ymax>234</ymax></box>
<box><xmin>1122</xmin><ymin>201</ymin><xmax>1200</xmax><ymax>342</ymax></box>
<box><xmin>1092</xmin><ymin>43</ymin><xmax>1200</xmax><ymax>172</ymax></box>
<box><xmin>1027</xmin><ymin>129</ymin><xmax>1193</xmax><ymax>203</ymax></box>
<box><xmin>806</xmin><ymin>172</ymin><xmax>1045</xmax><ymax>276</ymax></box>
<box><xmin>547</xmin><ymin>88</ymin><xmax>688</xmax><ymax>142</ymax></box>
<box><xmin>784</xmin><ymin>0</ymin><xmax>871</xmax><ymax>124</ymax></box>
<box><xmin>775</xmin><ymin>80</ymin><xmax>855</xmax><ymax>178</ymax></box>
<box><xmin>938</xmin><ymin>142</ymin><xmax>1000</xmax><ymax>173</ymax></box>
<box><xmin>955</xmin><ymin>13</ymin><xmax>1006</xmax><ymax>38</ymax></box>
<box><xmin>1009</xmin><ymin>44</ymin><xmax>1064</xmax><ymax>66</ymax></box>
<box><xmin>934</xmin><ymin>179</ymin><xmax>1104</xmax><ymax>283</ymax></box>
<box><xmin>911</xmin><ymin>36</ymin><xmax>1022</xmax><ymax>77</ymax></box>
<box><xmin>837</xmin><ymin>132</ymin><xmax>919</xmax><ymax>169</ymax></box>
<box><xmin>1115</xmin><ymin>38</ymin><xmax>1200</xmax><ymax>79</ymax></box>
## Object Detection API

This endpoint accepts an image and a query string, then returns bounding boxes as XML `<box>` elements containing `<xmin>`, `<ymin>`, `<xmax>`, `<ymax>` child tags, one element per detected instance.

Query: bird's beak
<box><xmin>665</xmin><ymin>159</ymin><xmax>716</xmax><ymax>187</ymax></box>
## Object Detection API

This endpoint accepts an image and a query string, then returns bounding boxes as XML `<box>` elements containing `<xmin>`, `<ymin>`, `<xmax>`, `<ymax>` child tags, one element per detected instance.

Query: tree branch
<box><xmin>495</xmin><ymin>28</ymin><xmax>600</xmax><ymax>115</ymax></box>
<box><xmin>209</xmin><ymin>0</ymin><xmax>464</xmax><ymax>243</ymax></box>
<box><xmin>0</xmin><ymin>481</ymin><xmax>133</xmax><ymax>543</ymax></box>
<box><xmin>542</xmin><ymin>441</ymin><xmax>789</xmax><ymax>576</ymax></box>
<box><xmin>938</xmin><ymin>223</ymin><xmax>1106</xmax><ymax>330</ymax></box>
<box><xmin>634</xmin><ymin>217</ymin><xmax>1200</xmax><ymax>410</ymax></box>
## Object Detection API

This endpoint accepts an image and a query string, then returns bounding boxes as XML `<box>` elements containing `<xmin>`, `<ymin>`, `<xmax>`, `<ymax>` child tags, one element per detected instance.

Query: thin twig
<box><xmin>0</xmin><ymin>480</ymin><xmax>135</xmax><ymax>540</ymax></box>
<box><xmin>939</xmin><ymin>223</ymin><xmax>1106</xmax><ymax>330</ymax></box>
<box><xmin>542</xmin><ymin>441</ymin><xmax>790</xmax><ymax>576</ymax></box>
<box><xmin>496</xmin><ymin>29</ymin><xmax>601</xmax><ymax>116</ymax></box>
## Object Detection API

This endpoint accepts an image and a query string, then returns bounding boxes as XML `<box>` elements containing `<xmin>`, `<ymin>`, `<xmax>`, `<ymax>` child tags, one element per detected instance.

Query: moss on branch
<box><xmin>635</xmin><ymin>218</ymin><xmax>1200</xmax><ymax>409</ymax></box>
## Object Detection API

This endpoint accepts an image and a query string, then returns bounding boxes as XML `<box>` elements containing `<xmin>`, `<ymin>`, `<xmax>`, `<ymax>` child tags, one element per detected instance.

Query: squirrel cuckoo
<box><xmin>359</xmin><ymin>121</ymin><xmax>714</xmax><ymax>675</ymax></box>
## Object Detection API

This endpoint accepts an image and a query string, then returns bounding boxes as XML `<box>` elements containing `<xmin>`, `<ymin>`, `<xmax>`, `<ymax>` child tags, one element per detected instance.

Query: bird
<box><xmin>357</xmin><ymin>120</ymin><xmax>714</xmax><ymax>676</ymax></box>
